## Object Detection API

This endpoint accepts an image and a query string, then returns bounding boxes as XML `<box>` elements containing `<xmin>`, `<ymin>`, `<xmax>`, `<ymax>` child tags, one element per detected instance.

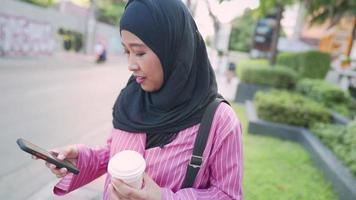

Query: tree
<box><xmin>229</xmin><ymin>9</ymin><xmax>256</xmax><ymax>52</ymax></box>
<box><xmin>204</xmin><ymin>0</ymin><xmax>234</xmax><ymax>50</ymax></box>
<box><xmin>306</xmin><ymin>0</ymin><xmax>356</xmax><ymax>58</ymax></box>
<box><xmin>96</xmin><ymin>0</ymin><xmax>126</xmax><ymax>25</ymax></box>
<box><xmin>205</xmin><ymin>0</ymin><xmax>221</xmax><ymax>49</ymax></box>
<box><xmin>254</xmin><ymin>0</ymin><xmax>295</xmax><ymax>65</ymax></box>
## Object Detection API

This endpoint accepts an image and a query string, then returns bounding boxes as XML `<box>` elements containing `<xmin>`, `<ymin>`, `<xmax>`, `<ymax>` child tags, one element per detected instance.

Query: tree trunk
<box><xmin>85</xmin><ymin>0</ymin><xmax>97</xmax><ymax>54</ymax></box>
<box><xmin>346</xmin><ymin>17</ymin><xmax>356</xmax><ymax>57</ymax></box>
<box><xmin>205</xmin><ymin>0</ymin><xmax>220</xmax><ymax>49</ymax></box>
<box><xmin>269</xmin><ymin>4</ymin><xmax>283</xmax><ymax>66</ymax></box>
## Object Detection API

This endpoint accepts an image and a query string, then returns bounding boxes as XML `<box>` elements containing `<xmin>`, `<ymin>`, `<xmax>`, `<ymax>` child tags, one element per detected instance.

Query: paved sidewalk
<box><xmin>216</xmin><ymin>72</ymin><xmax>239</xmax><ymax>102</ymax></box>
<box><xmin>28</xmin><ymin>177</ymin><xmax>105</xmax><ymax>200</ymax></box>
<box><xmin>1</xmin><ymin>52</ymin><xmax>125</xmax><ymax>200</ymax></box>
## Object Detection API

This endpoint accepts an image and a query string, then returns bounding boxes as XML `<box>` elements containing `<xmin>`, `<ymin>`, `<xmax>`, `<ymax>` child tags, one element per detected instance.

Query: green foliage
<box><xmin>229</xmin><ymin>10</ymin><xmax>256</xmax><ymax>52</ymax></box>
<box><xmin>240</xmin><ymin>65</ymin><xmax>297</xmax><ymax>89</ymax></box>
<box><xmin>255</xmin><ymin>0</ymin><xmax>295</xmax><ymax>16</ymax></box>
<box><xmin>299</xmin><ymin>51</ymin><xmax>331</xmax><ymax>79</ymax></box>
<box><xmin>97</xmin><ymin>1</ymin><xmax>126</xmax><ymax>25</ymax></box>
<box><xmin>277</xmin><ymin>51</ymin><xmax>331</xmax><ymax>79</ymax></box>
<box><xmin>349</xmin><ymin>99</ymin><xmax>356</xmax><ymax>119</ymax></box>
<box><xmin>275</xmin><ymin>52</ymin><xmax>298</xmax><ymax>71</ymax></box>
<box><xmin>311</xmin><ymin>123</ymin><xmax>346</xmax><ymax>149</ymax></box>
<box><xmin>311</xmin><ymin>121</ymin><xmax>356</xmax><ymax>176</ymax></box>
<box><xmin>350</xmin><ymin>87</ymin><xmax>356</xmax><ymax>99</ymax></box>
<box><xmin>296</xmin><ymin>79</ymin><xmax>351</xmax><ymax>104</ymax></box>
<box><xmin>296</xmin><ymin>79</ymin><xmax>353</xmax><ymax>117</ymax></box>
<box><xmin>20</xmin><ymin>0</ymin><xmax>55</xmax><ymax>7</ymax></box>
<box><xmin>237</xmin><ymin>59</ymin><xmax>269</xmax><ymax>76</ymax></box>
<box><xmin>233</xmin><ymin>104</ymin><xmax>338</xmax><ymax>200</ymax></box>
<box><xmin>255</xmin><ymin>90</ymin><xmax>331</xmax><ymax>127</ymax></box>
<box><xmin>58</xmin><ymin>28</ymin><xmax>83</xmax><ymax>52</ymax></box>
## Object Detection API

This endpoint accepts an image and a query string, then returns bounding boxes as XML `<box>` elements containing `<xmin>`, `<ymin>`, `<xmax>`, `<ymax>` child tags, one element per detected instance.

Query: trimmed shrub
<box><xmin>310</xmin><ymin>123</ymin><xmax>346</xmax><ymax>150</ymax></box>
<box><xmin>255</xmin><ymin>90</ymin><xmax>331</xmax><ymax>127</ymax></box>
<box><xmin>311</xmin><ymin>121</ymin><xmax>356</xmax><ymax>176</ymax></box>
<box><xmin>296</xmin><ymin>79</ymin><xmax>352</xmax><ymax>116</ymax></box>
<box><xmin>277</xmin><ymin>51</ymin><xmax>331</xmax><ymax>79</ymax></box>
<box><xmin>20</xmin><ymin>0</ymin><xmax>55</xmax><ymax>7</ymax></box>
<box><xmin>349</xmin><ymin>100</ymin><xmax>356</xmax><ymax>119</ymax></box>
<box><xmin>240</xmin><ymin>65</ymin><xmax>298</xmax><ymax>89</ymax></box>
<box><xmin>237</xmin><ymin>59</ymin><xmax>269</xmax><ymax>77</ymax></box>
<box><xmin>276</xmin><ymin>52</ymin><xmax>299</xmax><ymax>72</ymax></box>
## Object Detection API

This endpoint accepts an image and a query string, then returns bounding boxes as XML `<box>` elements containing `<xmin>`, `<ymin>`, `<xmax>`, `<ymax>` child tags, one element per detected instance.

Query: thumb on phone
<box><xmin>50</xmin><ymin>145</ymin><xmax>78</xmax><ymax>161</ymax></box>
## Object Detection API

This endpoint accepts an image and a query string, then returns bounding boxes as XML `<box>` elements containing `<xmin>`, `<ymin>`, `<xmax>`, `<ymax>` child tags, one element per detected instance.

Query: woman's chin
<box><xmin>141</xmin><ymin>84</ymin><xmax>160</xmax><ymax>92</ymax></box>
<box><xmin>141</xmin><ymin>85</ymin><xmax>151</xmax><ymax>92</ymax></box>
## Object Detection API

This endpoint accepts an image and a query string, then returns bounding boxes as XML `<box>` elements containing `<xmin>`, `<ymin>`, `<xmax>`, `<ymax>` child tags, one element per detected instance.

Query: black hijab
<box><xmin>113</xmin><ymin>0</ymin><xmax>220</xmax><ymax>147</ymax></box>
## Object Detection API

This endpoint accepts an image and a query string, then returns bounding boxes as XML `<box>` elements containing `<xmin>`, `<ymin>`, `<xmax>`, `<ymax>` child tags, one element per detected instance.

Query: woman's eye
<box><xmin>136</xmin><ymin>52</ymin><xmax>145</xmax><ymax>57</ymax></box>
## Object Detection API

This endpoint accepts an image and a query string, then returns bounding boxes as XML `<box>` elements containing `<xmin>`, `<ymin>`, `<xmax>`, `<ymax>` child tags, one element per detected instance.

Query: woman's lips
<box><xmin>135</xmin><ymin>76</ymin><xmax>145</xmax><ymax>84</ymax></box>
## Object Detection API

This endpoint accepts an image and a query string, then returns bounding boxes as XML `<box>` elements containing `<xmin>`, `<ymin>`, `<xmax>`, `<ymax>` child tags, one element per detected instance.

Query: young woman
<box><xmin>43</xmin><ymin>0</ymin><xmax>243</xmax><ymax>199</ymax></box>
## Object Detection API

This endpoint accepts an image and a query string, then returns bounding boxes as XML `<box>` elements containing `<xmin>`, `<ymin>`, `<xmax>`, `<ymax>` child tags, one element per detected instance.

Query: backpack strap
<box><xmin>181</xmin><ymin>98</ymin><xmax>228</xmax><ymax>188</ymax></box>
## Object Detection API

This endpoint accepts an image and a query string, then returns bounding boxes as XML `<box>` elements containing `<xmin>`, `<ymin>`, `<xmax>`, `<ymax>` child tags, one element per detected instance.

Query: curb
<box><xmin>234</xmin><ymin>82</ymin><xmax>270</xmax><ymax>103</ymax></box>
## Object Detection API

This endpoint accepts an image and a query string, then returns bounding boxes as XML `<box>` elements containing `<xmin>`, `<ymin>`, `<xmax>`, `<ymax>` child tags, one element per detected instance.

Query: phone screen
<box><xmin>27</xmin><ymin>140</ymin><xmax>52</xmax><ymax>156</ymax></box>
<box><xmin>16</xmin><ymin>138</ymin><xmax>79</xmax><ymax>174</ymax></box>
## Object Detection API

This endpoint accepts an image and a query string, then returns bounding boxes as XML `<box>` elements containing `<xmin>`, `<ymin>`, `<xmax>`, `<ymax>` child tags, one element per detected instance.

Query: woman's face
<box><xmin>121</xmin><ymin>30</ymin><xmax>164</xmax><ymax>92</ymax></box>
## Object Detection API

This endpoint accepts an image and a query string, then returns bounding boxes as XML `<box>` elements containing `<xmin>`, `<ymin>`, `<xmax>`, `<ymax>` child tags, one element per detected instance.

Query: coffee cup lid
<box><xmin>108</xmin><ymin>150</ymin><xmax>146</xmax><ymax>179</ymax></box>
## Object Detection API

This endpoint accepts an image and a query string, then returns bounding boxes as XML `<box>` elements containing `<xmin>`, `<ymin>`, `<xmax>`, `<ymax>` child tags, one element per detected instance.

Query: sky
<box><xmin>193</xmin><ymin>0</ymin><xmax>302</xmax><ymax>40</ymax></box>
<box><xmin>193</xmin><ymin>0</ymin><xmax>259</xmax><ymax>39</ymax></box>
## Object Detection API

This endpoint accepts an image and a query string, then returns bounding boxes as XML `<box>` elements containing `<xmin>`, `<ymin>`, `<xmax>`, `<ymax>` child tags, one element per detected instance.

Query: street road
<box><xmin>0</xmin><ymin>53</ymin><xmax>131</xmax><ymax>200</ymax></box>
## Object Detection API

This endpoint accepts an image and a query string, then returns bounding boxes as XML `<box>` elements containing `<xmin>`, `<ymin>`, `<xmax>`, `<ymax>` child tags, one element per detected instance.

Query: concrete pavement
<box><xmin>0</xmin><ymin>52</ymin><xmax>129</xmax><ymax>200</ymax></box>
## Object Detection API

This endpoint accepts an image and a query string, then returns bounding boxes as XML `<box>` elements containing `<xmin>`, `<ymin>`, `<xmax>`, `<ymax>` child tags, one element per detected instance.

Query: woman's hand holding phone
<box><xmin>33</xmin><ymin>145</ymin><xmax>79</xmax><ymax>178</ymax></box>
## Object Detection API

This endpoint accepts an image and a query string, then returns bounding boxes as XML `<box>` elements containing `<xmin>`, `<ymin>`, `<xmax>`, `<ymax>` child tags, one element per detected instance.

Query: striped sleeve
<box><xmin>162</xmin><ymin>104</ymin><xmax>244</xmax><ymax>199</ymax></box>
<box><xmin>53</xmin><ymin>138</ymin><xmax>111</xmax><ymax>195</ymax></box>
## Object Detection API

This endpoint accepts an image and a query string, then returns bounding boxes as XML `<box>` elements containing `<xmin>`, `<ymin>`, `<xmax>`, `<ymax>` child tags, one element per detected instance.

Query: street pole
<box><xmin>85</xmin><ymin>0</ymin><xmax>97</xmax><ymax>54</ymax></box>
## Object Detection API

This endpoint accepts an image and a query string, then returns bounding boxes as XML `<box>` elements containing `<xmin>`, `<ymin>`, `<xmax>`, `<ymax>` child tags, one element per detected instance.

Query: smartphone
<box><xmin>16</xmin><ymin>138</ymin><xmax>79</xmax><ymax>174</ymax></box>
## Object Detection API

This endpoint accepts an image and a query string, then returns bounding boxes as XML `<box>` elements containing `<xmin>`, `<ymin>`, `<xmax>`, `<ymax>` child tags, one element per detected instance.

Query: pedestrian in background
<box><xmin>226</xmin><ymin>61</ymin><xmax>237</xmax><ymax>83</ymax></box>
<box><xmin>95</xmin><ymin>41</ymin><xmax>107</xmax><ymax>63</ymax></box>
<box><xmin>38</xmin><ymin>0</ymin><xmax>243</xmax><ymax>199</ymax></box>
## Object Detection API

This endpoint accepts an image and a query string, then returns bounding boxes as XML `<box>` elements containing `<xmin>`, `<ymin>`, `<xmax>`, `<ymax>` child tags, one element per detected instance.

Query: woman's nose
<box><xmin>128</xmin><ymin>63</ymin><xmax>139</xmax><ymax>71</ymax></box>
<box><xmin>127</xmin><ymin>55</ymin><xmax>139</xmax><ymax>71</ymax></box>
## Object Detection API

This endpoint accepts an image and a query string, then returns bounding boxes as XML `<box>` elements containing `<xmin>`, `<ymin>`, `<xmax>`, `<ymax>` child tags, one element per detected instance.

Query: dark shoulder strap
<box><xmin>181</xmin><ymin>98</ymin><xmax>228</xmax><ymax>188</ymax></box>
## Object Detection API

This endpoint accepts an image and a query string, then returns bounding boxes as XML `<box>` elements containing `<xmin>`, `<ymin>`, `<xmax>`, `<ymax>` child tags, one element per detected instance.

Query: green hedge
<box><xmin>296</xmin><ymin>79</ymin><xmax>352</xmax><ymax>116</ymax></box>
<box><xmin>277</xmin><ymin>51</ymin><xmax>331</xmax><ymax>79</ymax></box>
<box><xmin>237</xmin><ymin>59</ymin><xmax>269</xmax><ymax>77</ymax></box>
<box><xmin>20</xmin><ymin>0</ymin><xmax>55</xmax><ymax>7</ymax></box>
<box><xmin>349</xmin><ymin>100</ymin><xmax>356</xmax><ymax>119</ymax></box>
<box><xmin>255</xmin><ymin>90</ymin><xmax>331</xmax><ymax>127</ymax></box>
<box><xmin>311</xmin><ymin>121</ymin><xmax>356</xmax><ymax>176</ymax></box>
<box><xmin>277</xmin><ymin>52</ymin><xmax>299</xmax><ymax>72</ymax></box>
<box><xmin>240</xmin><ymin>65</ymin><xmax>297</xmax><ymax>89</ymax></box>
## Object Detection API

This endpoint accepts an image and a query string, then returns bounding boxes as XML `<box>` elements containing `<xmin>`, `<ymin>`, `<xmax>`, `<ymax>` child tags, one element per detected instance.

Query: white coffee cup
<box><xmin>108</xmin><ymin>150</ymin><xmax>146</xmax><ymax>189</ymax></box>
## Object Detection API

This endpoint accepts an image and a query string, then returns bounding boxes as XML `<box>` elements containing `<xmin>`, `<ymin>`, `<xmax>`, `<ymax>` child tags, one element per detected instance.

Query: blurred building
<box><xmin>317</xmin><ymin>17</ymin><xmax>355</xmax><ymax>68</ymax></box>
<box><xmin>0</xmin><ymin>0</ymin><xmax>122</xmax><ymax>57</ymax></box>
<box><xmin>280</xmin><ymin>2</ymin><xmax>355</xmax><ymax>69</ymax></box>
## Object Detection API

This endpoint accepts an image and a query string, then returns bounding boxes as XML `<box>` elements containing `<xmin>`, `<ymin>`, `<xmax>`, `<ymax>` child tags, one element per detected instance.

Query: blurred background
<box><xmin>0</xmin><ymin>0</ymin><xmax>355</xmax><ymax>199</ymax></box>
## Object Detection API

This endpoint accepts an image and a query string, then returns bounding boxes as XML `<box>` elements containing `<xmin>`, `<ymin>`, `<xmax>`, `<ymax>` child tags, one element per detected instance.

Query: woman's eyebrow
<box><xmin>121</xmin><ymin>42</ymin><xmax>146</xmax><ymax>48</ymax></box>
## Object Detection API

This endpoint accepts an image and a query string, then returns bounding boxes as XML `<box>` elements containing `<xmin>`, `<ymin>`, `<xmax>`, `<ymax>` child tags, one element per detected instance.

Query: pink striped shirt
<box><xmin>54</xmin><ymin>103</ymin><xmax>243</xmax><ymax>199</ymax></box>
